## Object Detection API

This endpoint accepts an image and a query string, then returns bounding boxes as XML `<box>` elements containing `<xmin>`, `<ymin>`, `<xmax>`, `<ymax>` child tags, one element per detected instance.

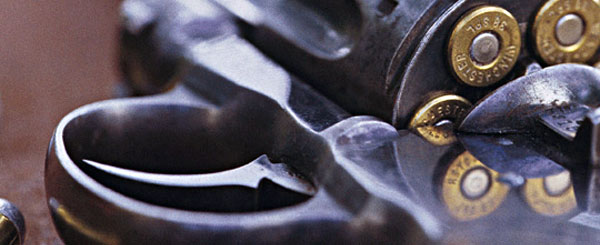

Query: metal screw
<box><xmin>555</xmin><ymin>14</ymin><xmax>585</xmax><ymax>46</ymax></box>
<box><xmin>470</xmin><ymin>32</ymin><xmax>500</xmax><ymax>65</ymax></box>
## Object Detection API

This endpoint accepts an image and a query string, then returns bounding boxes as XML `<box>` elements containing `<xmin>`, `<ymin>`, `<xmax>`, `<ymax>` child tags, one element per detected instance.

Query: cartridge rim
<box><xmin>441</xmin><ymin>152</ymin><xmax>510</xmax><ymax>221</ymax></box>
<box><xmin>522</xmin><ymin>171</ymin><xmax>577</xmax><ymax>216</ymax></box>
<box><xmin>448</xmin><ymin>6</ymin><xmax>521</xmax><ymax>87</ymax></box>
<box><xmin>533</xmin><ymin>0</ymin><xmax>600</xmax><ymax>65</ymax></box>
<box><xmin>409</xmin><ymin>94</ymin><xmax>471</xmax><ymax>146</ymax></box>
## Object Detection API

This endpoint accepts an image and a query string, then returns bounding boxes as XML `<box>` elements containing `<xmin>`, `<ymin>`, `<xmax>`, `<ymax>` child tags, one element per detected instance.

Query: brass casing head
<box><xmin>0</xmin><ymin>199</ymin><xmax>24</xmax><ymax>245</ymax></box>
<box><xmin>0</xmin><ymin>216</ymin><xmax>19</xmax><ymax>245</ymax></box>
<box><xmin>442</xmin><ymin>152</ymin><xmax>509</xmax><ymax>221</ymax></box>
<box><xmin>448</xmin><ymin>6</ymin><xmax>521</xmax><ymax>87</ymax></box>
<box><xmin>409</xmin><ymin>94</ymin><xmax>471</xmax><ymax>146</ymax></box>
<box><xmin>522</xmin><ymin>171</ymin><xmax>577</xmax><ymax>216</ymax></box>
<box><xmin>533</xmin><ymin>0</ymin><xmax>600</xmax><ymax>65</ymax></box>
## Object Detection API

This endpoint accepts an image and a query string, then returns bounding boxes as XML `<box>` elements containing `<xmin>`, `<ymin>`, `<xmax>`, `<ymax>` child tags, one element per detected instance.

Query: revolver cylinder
<box><xmin>240</xmin><ymin>0</ymin><xmax>600</xmax><ymax>128</ymax></box>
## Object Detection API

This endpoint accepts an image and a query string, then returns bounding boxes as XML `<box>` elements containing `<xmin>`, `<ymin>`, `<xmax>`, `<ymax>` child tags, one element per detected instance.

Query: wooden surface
<box><xmin>0</xmin><ymin>1</ymin><xmax>121</xmax><ymax>244</ymax></box>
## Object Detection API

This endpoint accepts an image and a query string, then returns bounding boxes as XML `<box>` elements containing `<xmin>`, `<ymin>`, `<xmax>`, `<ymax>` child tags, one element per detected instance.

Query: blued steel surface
<box><xmin>46</xmin><ymin>22</ymin><xmax>440</xmax><ymax>243</ymax></box>
<box><xmin>43</xmin><ymin>0</ymin><xmax>600</xmax><ymax>244</ymax></box>
<box><xmin>460</xmin><ymin>64</ymin><xmax>600</xmax><ymax>134</ymax></box>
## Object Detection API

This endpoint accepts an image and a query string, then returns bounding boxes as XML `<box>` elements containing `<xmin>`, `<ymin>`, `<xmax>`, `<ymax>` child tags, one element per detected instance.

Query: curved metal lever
<box><xmin>82</xmin><ymin>155</ymin><xmax>316</xmax><ymax>196</ymax></box>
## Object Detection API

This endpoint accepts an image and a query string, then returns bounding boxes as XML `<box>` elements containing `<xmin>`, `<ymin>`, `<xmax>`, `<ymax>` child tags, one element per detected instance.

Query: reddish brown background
<box><xmin>0</xmin><ymin>1</ymin><xmax>121</xmax><ymax>243</ymax></box>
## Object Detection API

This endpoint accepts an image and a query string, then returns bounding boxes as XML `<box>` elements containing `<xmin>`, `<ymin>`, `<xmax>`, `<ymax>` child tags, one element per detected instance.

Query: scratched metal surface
<box><xmin>0</xmin><ymin>1</ymin><xmax>120</xmax><ymax>244</ymax></box>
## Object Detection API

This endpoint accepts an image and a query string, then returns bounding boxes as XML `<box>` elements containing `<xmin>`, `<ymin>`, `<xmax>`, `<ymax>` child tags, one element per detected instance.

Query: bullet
<box><xmin>532</xmin><ymin>0</ymin><xmax>600</xmax><ymax>65</ymax></box>
<box><xmin>0</xmin><ymin>199</ymin><xmax>25</xmax><ymax>245</ymax></box>
<box><xmin>441</xmin><ymin>151</ymin><xmax>509</xmax><ymax>221</ymax></box>
<box><xmin>447</xmin><ymin>6</ymin><xmax>521</xmax><ymax>87</ymax></box>
<box><xmin>409</xmin><ymin>94</ymin><xmax>471</xmax><ymax>145</ymax></box>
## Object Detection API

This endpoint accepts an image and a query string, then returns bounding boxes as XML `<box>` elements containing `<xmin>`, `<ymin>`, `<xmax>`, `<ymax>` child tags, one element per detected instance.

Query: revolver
<box><xmin>45</xmin><ymin>0</ymin><xmax>600</xmax><ymax>243</ymax></box>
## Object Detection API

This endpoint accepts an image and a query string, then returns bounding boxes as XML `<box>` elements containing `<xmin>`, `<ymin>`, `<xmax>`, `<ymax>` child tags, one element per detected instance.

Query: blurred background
<box><xmin>0</xmin><ymin>1</ymin><xmax>121</xmax><ymax>243</ymax></box>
